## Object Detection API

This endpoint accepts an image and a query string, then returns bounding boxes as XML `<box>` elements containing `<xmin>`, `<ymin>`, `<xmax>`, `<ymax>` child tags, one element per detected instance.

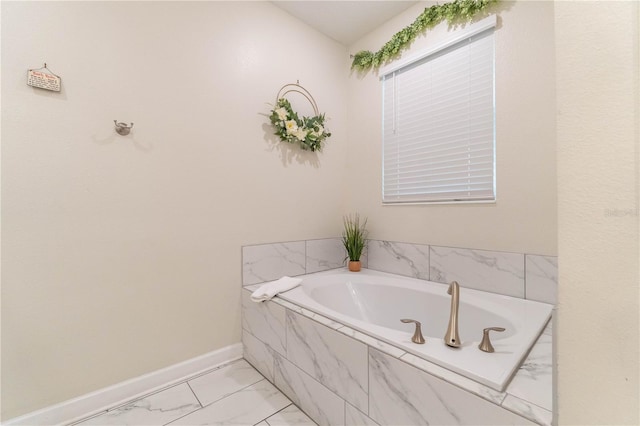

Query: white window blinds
<box><xmin>382</xmin><ymin>22</ymin><xmax>496</xmax><ymax>204</ymax></box>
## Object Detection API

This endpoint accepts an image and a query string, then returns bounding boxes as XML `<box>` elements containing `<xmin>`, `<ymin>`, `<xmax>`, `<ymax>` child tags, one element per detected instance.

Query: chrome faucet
<box><xmin>444</xmin><ymin>281</ymin><xmax>461</xmax><ymax>348</ymax></box>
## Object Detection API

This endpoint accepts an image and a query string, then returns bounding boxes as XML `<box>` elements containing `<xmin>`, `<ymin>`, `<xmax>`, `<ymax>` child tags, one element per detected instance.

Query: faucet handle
<box><xmin>401</xmin><ymin>319</ymin><xmax>426</xmax><ymax>344</ymax></box>
<box><xmin>478</xmin><ymin>327</ymin><xmax>506</xmax><ymax>353</ymax></box>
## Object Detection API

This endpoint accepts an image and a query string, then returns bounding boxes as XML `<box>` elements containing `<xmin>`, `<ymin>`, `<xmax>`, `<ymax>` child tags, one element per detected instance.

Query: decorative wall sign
<box><xmin>27</xmin><ymin>63</ymin><xmax>61</xmax><ymax>92</ymax></box>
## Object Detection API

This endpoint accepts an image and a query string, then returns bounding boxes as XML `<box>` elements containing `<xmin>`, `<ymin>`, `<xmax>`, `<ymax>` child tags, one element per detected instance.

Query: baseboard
<box><xmin>3</xmin><ymin>343</ymin><xmax>243</xmax><ymax>426</ymax></box>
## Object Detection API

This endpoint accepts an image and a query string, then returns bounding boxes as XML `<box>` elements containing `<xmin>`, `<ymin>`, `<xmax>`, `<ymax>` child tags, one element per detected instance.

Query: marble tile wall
<box><xmin>429</xmin><ymin>246</ymin><xmax>525</xmax><ymax>298</ymax></box>
<box><xmin>242</xmin><ymin>238</ymin><xmax>557</xmax><ymax>302</ymax></box>
<box><xmin>242</xmin><ymin>239</ymin><xmax>345</xmax><ymax>286</ymax></box>
<box><xmin>367</xmin><ymin>240</ymin><xmax>429</xmax><ymax>279</ymax></box>
<box><xmin>524</xmin><ymin>255</ymin><xmax>558</xmax><ymax>305</ymax></box>
<box><xmin>306</xmin><ymin>238</ymin><xmax>346</xmax><ymax>274</ymax></box>
<box><xmin>242</xmin><ymin>287</ymin><xmax>543</xmax><ymax>426</ymax></box>
<box><xmin>366</xmin><ymin>240</ymin><xmax>557</xmax><ymax>304</ymax></box>
<box><xmin>242</xmin><ymin>242</ymin><xmax>307</xmax><ymax>286</ymax></box>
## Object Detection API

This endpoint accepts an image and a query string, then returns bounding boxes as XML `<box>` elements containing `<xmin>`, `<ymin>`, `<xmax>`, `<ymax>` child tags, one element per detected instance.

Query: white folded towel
<box><xmin>251</xmin><ymin>276</ymin><xmax>302</xmax><ymax>302</ymax></box>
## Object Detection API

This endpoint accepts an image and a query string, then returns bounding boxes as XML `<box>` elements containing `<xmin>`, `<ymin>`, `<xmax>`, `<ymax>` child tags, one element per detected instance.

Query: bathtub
<box><xmin>277</xmin><ymin>268</ymin><xmax>552</xmax><ymax>391</ymax></box>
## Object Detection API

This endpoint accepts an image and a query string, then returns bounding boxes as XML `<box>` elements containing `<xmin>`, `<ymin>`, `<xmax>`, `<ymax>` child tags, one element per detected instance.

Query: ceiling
<box><xmin>271</xmin><ymin>1</ymin><xmax>421</xmax><ymax>46</ymax></box>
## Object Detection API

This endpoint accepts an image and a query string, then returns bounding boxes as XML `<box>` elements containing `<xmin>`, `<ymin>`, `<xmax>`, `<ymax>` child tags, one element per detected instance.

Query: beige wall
<box><xmin>1</xmin><ymin>2</ymin><xmax>348</xmax><ymax>419</ymax></box>
<box><xmin>3</xmin><ymin>0</ymin><xmax>639</xmax><ymax>423</ymax></box>
<box><xmin>346</xmin><ymin>1</ymin><xmax>557</xmax><ymax>256</ymax></box>
<box><xmin>556</xmin><ymin>1</ymin><xmax>639</xmax><ymax>424</ymax></box>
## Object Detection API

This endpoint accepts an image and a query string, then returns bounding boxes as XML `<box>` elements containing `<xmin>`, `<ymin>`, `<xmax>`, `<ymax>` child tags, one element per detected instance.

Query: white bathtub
<box><xmin>277</xmin><ymin>268</ymin><xmax>552</xmax><ymax>391</ymax></box>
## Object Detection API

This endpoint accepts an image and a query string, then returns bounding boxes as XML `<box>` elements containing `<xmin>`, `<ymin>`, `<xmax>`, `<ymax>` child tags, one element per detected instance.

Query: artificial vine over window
<box><xmin>351</xmin><ymin>0</ymin><xmax>498</xmax><ymax>72</ymax></box>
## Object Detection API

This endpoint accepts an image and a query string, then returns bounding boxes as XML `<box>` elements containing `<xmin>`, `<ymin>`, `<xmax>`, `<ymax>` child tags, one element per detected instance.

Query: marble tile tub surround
<box><xmin>242</xmin><ymin>238</ymin><xmax>367</xmax><ymax>286</ymax></box>
<box><xmin>242</xmin><ymin>241</ymin><xmax>306</xmax><ymax>286</ymax></box>
<box><xmin>242</xmin><ymin>239</ymin><xmax>556</xmax><ymax>304</ymax></box>
<box><xmin>367</xmin><ymin>240</ymin><xmax>557</xmax><ymax>305</ymax></box>
<box><xmin>242</xmin><ymin>287</ymin><xmax>553</xmax><ymax>426</ymax></box>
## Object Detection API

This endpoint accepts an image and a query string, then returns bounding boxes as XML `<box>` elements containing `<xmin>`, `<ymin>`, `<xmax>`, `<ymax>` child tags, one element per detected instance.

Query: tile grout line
<box><xmin>185</xmin><ymin>382</ymin><xmax>203</xmax><ymax>409</ymax></box>
<box><xmin>252</xmin><ymin>402</ymin><xmax>294</xmax><ymax>426</ymax></box>
<box><xmin>200</xmin><ymin>378</ymin><xmax>268</xmax><ymax>410</ymax></box>
<box><xmin>163</xmin><ymin>378</ymin><xmax>271</xmax><ymax>426</ymax></box>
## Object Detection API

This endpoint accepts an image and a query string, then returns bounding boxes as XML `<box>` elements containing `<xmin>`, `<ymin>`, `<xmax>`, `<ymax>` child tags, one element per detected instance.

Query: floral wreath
<box><xmin>269</xmin><ymin>84</ymin><xmax>331</xmax><ymax>152</ymax></box>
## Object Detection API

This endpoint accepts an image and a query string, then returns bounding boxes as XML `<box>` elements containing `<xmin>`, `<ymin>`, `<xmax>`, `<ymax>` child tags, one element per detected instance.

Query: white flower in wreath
<box><xmin>294</xmin><ymin>128</ymin><xmax>308</xmax><ymax>141</ymax></box>
<box><xmin>275</xmin><ymin>107</ymin><xmax>288</xmax><ymax>120</ymax></box>
<box><xmin>311</xmin><ymin>124</ymin><xmax>324</xmax><ymax>138</ymax></box>
<box><xmin>285</xmin><ymin>120</ymin><xmax>298</xmax><ymax>134</ymax></box>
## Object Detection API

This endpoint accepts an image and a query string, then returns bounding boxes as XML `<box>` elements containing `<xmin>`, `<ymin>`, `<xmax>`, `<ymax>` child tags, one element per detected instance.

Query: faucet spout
<box><xmin>444</xmin><ymin>281</ymin><xmax>461</xmax><ymax>348</ymax></box>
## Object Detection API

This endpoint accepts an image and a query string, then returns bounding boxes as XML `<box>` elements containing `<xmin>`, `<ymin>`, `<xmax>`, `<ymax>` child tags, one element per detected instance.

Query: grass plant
<box><xmin>342</xmin><ymin>214</ymin><xmax>368</xmax><ymax>262</ymax></box>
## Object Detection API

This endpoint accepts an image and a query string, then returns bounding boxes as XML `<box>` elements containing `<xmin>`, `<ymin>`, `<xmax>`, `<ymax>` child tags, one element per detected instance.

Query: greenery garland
<box><xmin>269</xmin><ymin>98</ymin><xmax>331</xmax><ymax>152</ymax></box>
<box><xmin>351</xmin><ymin>0</ymin><xmax>498</xmax><ymax>72</ymax></box>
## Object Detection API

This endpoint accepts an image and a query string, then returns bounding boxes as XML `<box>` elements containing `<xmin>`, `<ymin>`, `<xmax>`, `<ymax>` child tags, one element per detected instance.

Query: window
<box><xmin>381</xmin><ymin>16</ymin><xmax>496</xmax><ymax>204</ymax></box>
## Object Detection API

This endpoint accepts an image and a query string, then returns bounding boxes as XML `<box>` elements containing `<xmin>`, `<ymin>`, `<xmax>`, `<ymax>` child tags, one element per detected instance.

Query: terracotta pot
<box><xmin>348</xmin><ymin>260</ymin><xmax>362</xmax><ymax>272</ymax></box>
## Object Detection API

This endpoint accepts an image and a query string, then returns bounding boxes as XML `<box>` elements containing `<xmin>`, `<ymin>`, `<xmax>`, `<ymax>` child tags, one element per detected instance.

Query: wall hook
<box><xmin>114</xmin><ymin>120</ymin><xmax>134</xmax><ymax>136</ymax></box>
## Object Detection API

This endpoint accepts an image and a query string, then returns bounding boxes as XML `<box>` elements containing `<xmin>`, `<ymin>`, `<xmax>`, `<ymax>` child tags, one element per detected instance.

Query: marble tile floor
<box><xmin>72</xmin><ymin>359</ymin><xmax>316</xmax><ymax>426</ymax></box>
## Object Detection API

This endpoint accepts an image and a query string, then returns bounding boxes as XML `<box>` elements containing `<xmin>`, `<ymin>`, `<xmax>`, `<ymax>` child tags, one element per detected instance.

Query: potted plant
<box><xmin>342</xmin><ymin>214</ymin><xmax>368</xmax><ymax>272</ymax></box>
